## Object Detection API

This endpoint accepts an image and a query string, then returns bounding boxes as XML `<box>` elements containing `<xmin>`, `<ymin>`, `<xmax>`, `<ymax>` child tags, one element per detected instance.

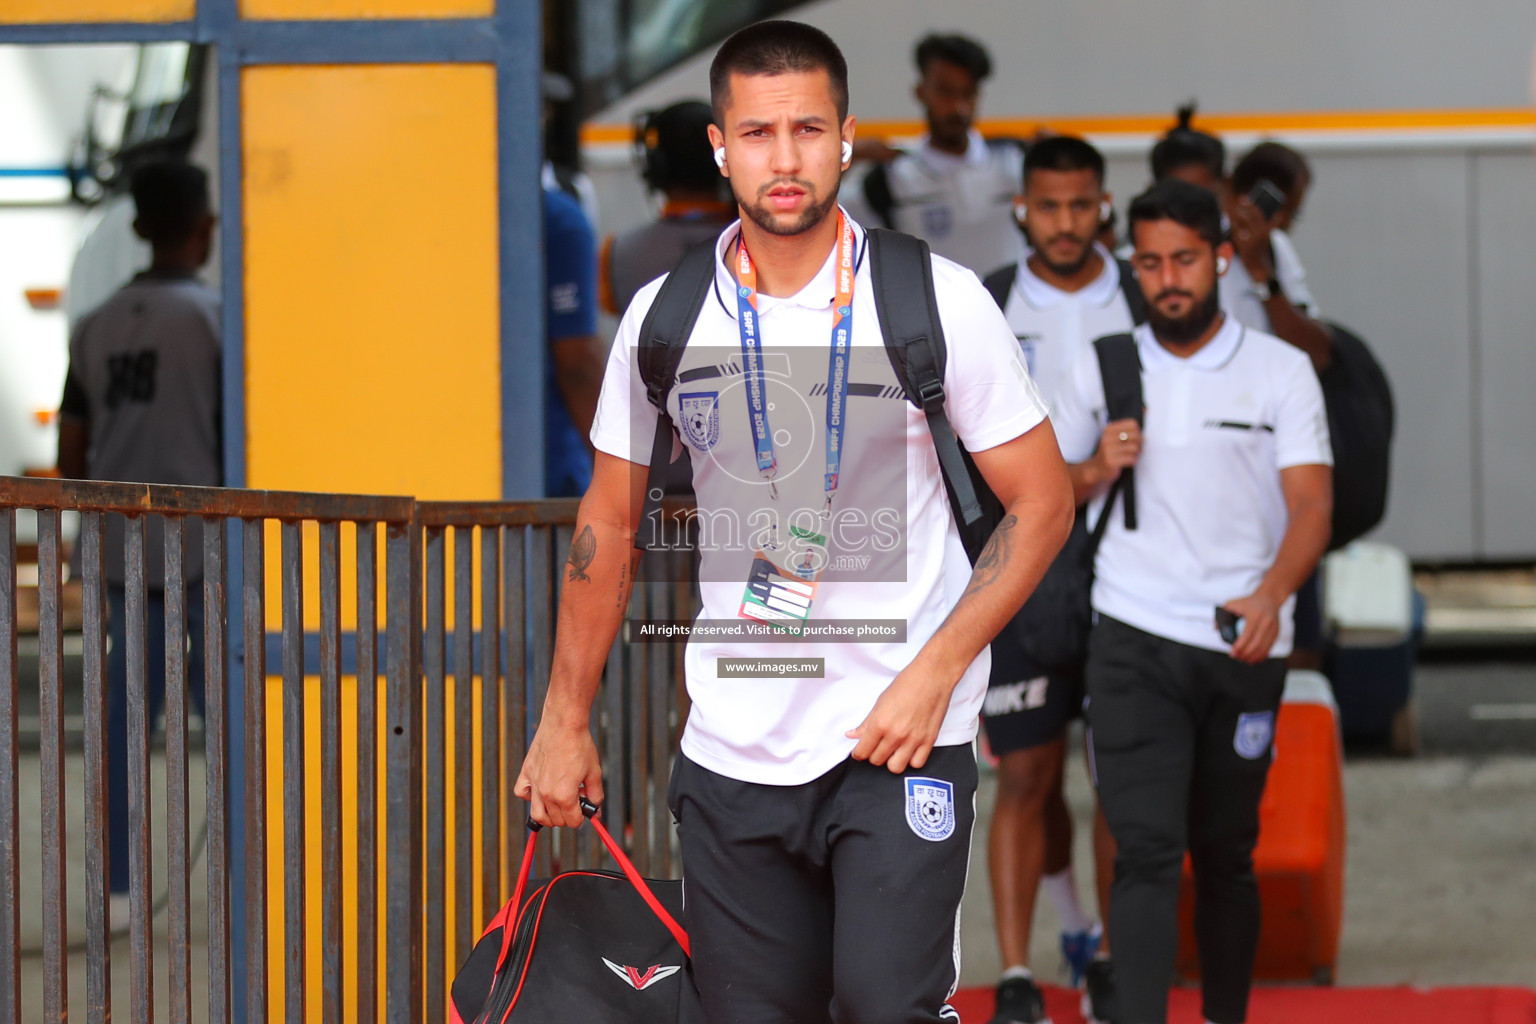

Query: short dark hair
<box><xmin>130</xmin><ymin>160</ymin><xmax>210</xmax><ymax>247</ymax></box>
<box><xmin>914</xmin><ymin>33</ymin><xmax>991</xmax><ymax>82</ymax></box>
<box><xmin>1149</xmin><ymin>102</ymin><xmax>1226</xmax><ymax>183</ymax></box>
<box><xmin>1232</xmin><ymin>140</ymin><xmax>1310</xmax><ymax>198</ymax></box>
<box><xmin>638</xmin><ymin>100</ymin><xmax>719</xmax><ymax>193</ymax></box>
<box><xmin>1127</xmin><ymin>178</ymin><xmax>1225</xmax><ymax>250</ymax></box>
<box><xmin>1023</xmin><ymin>134</ymin><xmax>1105</xmax><ymax>187</ymax></box>
<box><xmin>709</xmin><ymin>20</ymin><xmax>849</xmax><ymax>125</ymax></box>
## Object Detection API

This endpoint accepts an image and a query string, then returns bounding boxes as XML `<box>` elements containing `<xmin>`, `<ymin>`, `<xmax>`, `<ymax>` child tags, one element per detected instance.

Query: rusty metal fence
<box><xmin>0</xmin><ymin>476</ymin><xmax>696</xmax><ymax>1024</ymax></box>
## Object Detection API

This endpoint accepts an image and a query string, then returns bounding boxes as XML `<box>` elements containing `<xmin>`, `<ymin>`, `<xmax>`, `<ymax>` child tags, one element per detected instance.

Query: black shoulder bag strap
<box><xmin>866</xmin><ymin>227</ymin><xmax>985</xmax><ymax>530</ymax></box>
<box><xmin>982</xmin><ymin>264</ymin><xmax>1018</xmax><ymax>313</ymax></box>
<box><xmin>1115</xmin><ymin>258</ymin><xmax>1149</xmax><ymax>326</ymax></box>
<box><xmin>862</xmin><ymin>163</ymin><xmax>897</xmax><ymax>230</ymax></box>
<box><xmin>632</xmin><ymin>238</ymin><xmax>718</xmax><ymax>550</ymax></box>
<box><xmin>1093</xmin><ymin>332</ymin><xmax>1144</xmax><ymax>531</ymax></box>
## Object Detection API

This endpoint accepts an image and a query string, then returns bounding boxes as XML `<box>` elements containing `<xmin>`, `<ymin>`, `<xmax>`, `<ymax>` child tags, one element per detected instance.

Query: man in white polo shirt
<box><xmin>516</xmin><ymin>20</ymin><xmax>1074</xmax><ymax>1024</ymax></box>
<box><xmin>978</xmin><ymin>134</ymin><xmax>1143</xmax><ymax>1024</ymax></box>
<box><xmin>852</xmin><ymin>33</ymin><xmax>1025</xmax><ymax>275</ymax></box>
<box><xmin>1051</xmin><ymin>179</ymin><xmax>1332</xmax><ymax>1024</ymax></box>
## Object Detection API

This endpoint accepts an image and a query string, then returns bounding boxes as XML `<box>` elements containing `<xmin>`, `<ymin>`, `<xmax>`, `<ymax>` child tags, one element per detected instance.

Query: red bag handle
<box><xmin>513</xmin><ymin>798</ymin><xmax>691</xmax><ymax>959</ymax></box>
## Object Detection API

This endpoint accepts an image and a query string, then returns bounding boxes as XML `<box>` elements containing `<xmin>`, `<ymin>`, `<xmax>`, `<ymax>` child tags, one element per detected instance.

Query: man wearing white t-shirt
<box><xmin>1051</xmin><ymin>180</ymin><xmax>1332</xmax><ymax>1024</ymax></box>
<box><xmin>977</xmin><ymin>135</ymin><xmax>1142</xmax><ymax>1024</ymax></box>
<box><xmin>516</xmin><ymin>21</ymin><xmax>1074</xmax><ymax>1023</ymax></box>
<box><xmin>853</xmin><ymin>33</ymin><xmax>1025</xmax><ymax>275</ymax></box>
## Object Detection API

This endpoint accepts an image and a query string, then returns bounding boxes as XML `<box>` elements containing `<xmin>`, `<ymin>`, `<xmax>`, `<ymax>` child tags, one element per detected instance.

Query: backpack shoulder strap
<box><xmin>866</xmin><ymin>227</ymin><xmax>984</xmax><ymax>528</ymax></box>
<box><xmin>862</xmin><ymin>164</ymin><xmax>897</xmax><ymax>230</ymax></box>
<box><xmin>1093</xmin><ymin>332</ymin><xmax>1144</xmax><ymax>531</ymax></box>
<box><xmin>982</xmin><ymin>264</ymin><xmax>1017</xmax><ymax>312</ymax></box>
<box><xmin>633</xmin><ymin>237</ymin><xmax>718</xmax><ymax>549</ymax></box>
<box><xmin>1115</xmin><ymin>259</ymin><xmax>1148</xmax><ymax>326</ymax></box>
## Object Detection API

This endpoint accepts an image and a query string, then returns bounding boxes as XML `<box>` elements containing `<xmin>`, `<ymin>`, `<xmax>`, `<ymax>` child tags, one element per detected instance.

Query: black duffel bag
<box><xmin>450</xmin><ymin>799</ymin><xmax>703</xmax><ymax>1024</ymax></box>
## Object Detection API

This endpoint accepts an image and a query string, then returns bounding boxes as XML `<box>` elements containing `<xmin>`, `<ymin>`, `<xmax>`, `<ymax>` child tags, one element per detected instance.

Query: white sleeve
<box><xmin>589</xmin><ymin>277</ymin><xmax>664</xmax><ymax>466</ymax></box>
<box><xmin>1272</xmin><ymin>349</ymin><xmax>1333</xmax><ymax>470</ymax></box>
<box><xmin>932</xmin><ymin>260</ymin><xmax>1050</xmax><ymax>452</ymax></box>
<box><xmin>1049</xmin><ymin>344</ymin><xmax>1107</xmax><ymax>465</ymax></box>
<box><xmin>1272</xmin><ymin>230</ymin><xmax>1318</xmax><ymax>317</ymax></box>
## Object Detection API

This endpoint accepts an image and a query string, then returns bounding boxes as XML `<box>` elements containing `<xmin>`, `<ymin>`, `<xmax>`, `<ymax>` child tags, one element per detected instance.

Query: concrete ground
<box><xmin>958</xmin><ymin>661</ymin><xmax>1536</xmax><ymax>991</ymax></box>
<box><xmin>13</xmin><ymin>662</ymin><xmax>1536</xmax><ymax>1019</ymax></box>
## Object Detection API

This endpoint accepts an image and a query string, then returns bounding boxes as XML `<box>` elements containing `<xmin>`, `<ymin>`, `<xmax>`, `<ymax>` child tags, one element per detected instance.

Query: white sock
<box><xmin>1043</xmin><ymin>866</ymin><xmax>1093</xmax><ymax>934</ymax></box>
<box><xmin>1000</xmin><ymin>965</ymin><xmax>1034</xmax><ymax>982</ymax></box>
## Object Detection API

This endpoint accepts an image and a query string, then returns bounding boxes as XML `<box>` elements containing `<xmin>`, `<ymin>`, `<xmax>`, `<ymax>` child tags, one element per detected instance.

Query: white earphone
<box><xmin>1014</xmin><ymin>200</ymin><xmax>1028</xmax><ymax>224</ymax></box>
<box><xmin>1100</xmin><ymin>199</ymin><xmax>1113</xmax><ymax>222</ymax></box>
<box><xmin>842</xmin><ymin>140</ymin><xmax>853</xmax><ymax>164</ymax></box>
<box><xmin>1216</xmin><ymin>256</ymin><xmax>1230</xmax><ymax>274</ymax></box>
<box><xmin>713</xmin><ymin>146</ymin><xmax>726</xmax><ymax>169</ymax></box>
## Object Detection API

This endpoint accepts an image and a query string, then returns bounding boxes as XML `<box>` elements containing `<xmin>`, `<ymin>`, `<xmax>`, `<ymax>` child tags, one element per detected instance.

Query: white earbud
<box><xmin>842</xmin><ymin>140</ymin><xmax>853</xmax><ymax>164</ymax></box>
<box><xmin>713</xmin><ymin>146</ymin><xmax>726</xmax><ymax>169</ymax></box>
<box><xmin>1100</xmin><ymin>200</ymin><xmax>1113</xmax><ymax>222</ymax></box>
<box><xmin>1013</xmin><ymin>200</ymin><xmax>1028</xmax><ymax>224</ymax></box>
<box><xmin>1216</xmin><ymin>256</ymin><xmax>1230</xmax><ymax>274</ymax></box>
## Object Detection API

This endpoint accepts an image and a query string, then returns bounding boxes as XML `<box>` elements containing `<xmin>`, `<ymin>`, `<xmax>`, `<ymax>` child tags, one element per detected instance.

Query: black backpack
<box><xmin>631</xmin><ymin>227</ymin><xmax>1026</xmax><ymax>560</ymax></box>
<box><xmin>1318</xmin><ymin>322</ymin><xmax>1394</xmax><ymax>550</ymax></box>
<box><xmin>979</xmin><ymin>257</ymin><xmax>1149</xmax><ymax>674</ymax></box>
<box><xmin>980</xmin><ymin>258</ymin><xmax>1150</xmax><ymax>328</ymax></box>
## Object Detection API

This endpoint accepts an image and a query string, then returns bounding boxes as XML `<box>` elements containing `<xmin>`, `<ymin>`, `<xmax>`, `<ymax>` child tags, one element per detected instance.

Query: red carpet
<box><xmin>950</xmin><ymin>983</ymin><xmax>1536</xmax><ymax>1023</ymax></box>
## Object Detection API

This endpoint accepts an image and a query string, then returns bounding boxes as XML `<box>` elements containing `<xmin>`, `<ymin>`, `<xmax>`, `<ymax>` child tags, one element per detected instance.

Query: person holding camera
<box><xmin>1221</xmin><ymin>142</ymin><xmax>1333</xmax><ymax>375</ymax></box>
<box><xmin>1050</xmin><ymin>180</ymin><xmax>1333</xmax><ymax>1024</ymax></box>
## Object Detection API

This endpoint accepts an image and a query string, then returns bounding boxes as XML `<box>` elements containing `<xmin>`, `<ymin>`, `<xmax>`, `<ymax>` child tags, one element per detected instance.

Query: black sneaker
<box><xmin>1082</xmin><ymin>959</ymin><xmax>1118</xmax><ymax>1024</ymax></box>
<box><xmin>987</xmin><ymin>974</ymin><xmax>1051</xmax><ymax>1024</ymax></box>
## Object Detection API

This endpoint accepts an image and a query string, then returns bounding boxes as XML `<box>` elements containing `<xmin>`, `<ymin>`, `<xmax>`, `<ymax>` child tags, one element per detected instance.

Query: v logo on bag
<box><xmin>601</xmin><ymin>957</ymin><xmax>682</xmax><ymax>991</ymax></box>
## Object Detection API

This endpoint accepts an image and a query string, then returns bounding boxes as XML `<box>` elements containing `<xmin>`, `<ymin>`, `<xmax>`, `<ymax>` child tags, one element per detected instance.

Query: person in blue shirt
<box><xmin>544</xmin><ymin>186</ymin><xmax>603</xmax><ymax>497</ymax></box>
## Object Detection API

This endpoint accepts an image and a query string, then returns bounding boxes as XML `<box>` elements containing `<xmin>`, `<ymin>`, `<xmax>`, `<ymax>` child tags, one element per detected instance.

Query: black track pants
<box><xmin>1085</xmin><ymin>615</ymin><xmax>1285</xmax><ymax>1024</ymax></box>
<box><xmin>668</xmin><ymin>745</ymin><xmax>977</xmax><ymax>1024</ymax></box>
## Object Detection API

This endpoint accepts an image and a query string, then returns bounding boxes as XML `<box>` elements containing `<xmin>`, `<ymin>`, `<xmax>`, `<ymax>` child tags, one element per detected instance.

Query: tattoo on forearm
<box><xmin>961</xmin><ymin>514</ymin><xmax>1017</xmax><ymax>600</ymax></box>
<box><xmin>617</xmin><ymin>560</ymin><xmax>628</xmax><ymax>610</ymax></box>
<box><xmin>567</xmin><ymin>525</ymin><xmax>597</xmax><ymax>582</ymax></box>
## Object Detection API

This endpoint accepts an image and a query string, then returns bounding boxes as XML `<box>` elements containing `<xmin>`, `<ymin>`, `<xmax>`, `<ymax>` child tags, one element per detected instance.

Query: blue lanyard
<box><xmin>732</xmin><ymin>211</ymin><xmax>857</xmax><ymax>509</ymax></box>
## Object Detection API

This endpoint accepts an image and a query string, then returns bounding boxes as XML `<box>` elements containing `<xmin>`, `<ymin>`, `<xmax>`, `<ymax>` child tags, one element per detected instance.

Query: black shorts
<box><xmin>980</xmin><ymin>628</ymin><xmax>1082</xmax><ymax>757</ymax></box>
<box><xmin>668</xmin><ymin>746</ymin><xmax>976</xmax><ymax>1023</ymax></box>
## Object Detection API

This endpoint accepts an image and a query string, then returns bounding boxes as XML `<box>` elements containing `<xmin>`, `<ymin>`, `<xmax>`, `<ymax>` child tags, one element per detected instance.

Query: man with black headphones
<box><xmin>599</xmin><ymin>100</ymin><xmax>736</xmax><ymax>316</ymax></box>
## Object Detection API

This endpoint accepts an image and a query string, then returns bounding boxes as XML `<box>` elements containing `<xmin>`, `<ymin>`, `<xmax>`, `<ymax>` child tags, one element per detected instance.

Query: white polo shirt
<box><xmin>852</xmin><ymin>129</ymin><xmax>1024</xmax><ymax>276</ymax></box>
<box><xmin>592</xmin><ymin>211</ymin><xmax>1049</xmax><ymax>785</ymax></box>
<box><xmin>1219</xmin><ymin>227</ymin><xmax>1318</xmax><ymax>333</ymax></box>
<box><xmin>1051</xmin><ymin>316</ymin><xmax>1332</xmax><ymax>657</ymax></box>
<box><xmin>1000</xmin><ymin>244</ymin><xmax>1139</xmax><ymax>406</ymax></box>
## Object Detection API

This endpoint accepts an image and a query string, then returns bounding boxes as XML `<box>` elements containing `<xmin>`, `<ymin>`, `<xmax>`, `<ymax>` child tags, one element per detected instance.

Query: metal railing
<box><xmin>0</xmin><ymin>476</ymin><xmax>696</xmax><ymax>1024</ymax></box>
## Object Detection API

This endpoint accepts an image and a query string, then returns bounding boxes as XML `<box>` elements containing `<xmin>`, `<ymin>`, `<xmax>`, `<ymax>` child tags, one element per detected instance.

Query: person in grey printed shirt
<box><xmin>58</xmin><ymin>159</ymin><xmax>220</xmax><ymax>931</ymax></box>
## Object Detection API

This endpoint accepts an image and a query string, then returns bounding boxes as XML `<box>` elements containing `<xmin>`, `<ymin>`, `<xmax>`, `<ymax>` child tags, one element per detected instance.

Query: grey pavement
<box><xmin>12</xmin><ymin>661</ymin><xmax>1536</xmax><ymax>1019</ymax></box>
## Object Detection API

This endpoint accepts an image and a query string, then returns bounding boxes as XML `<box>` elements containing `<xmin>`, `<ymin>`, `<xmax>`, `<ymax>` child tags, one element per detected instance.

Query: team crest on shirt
<box><xmin>904</xmin><ymin>777</ymin><xmax>955</xmax><ymax>842</ymax></box>
<box><xmin>678</xmin><ymin>391</ymin><xmax>720</xmax><ymax>452</ymax></box>
<box><xmin>921</xmin><ymin>206</ymin><xmax>953</xmax><ymax>238</ymax></box>
<box><xmin>1234</xmin><ymin>711</ymin><xmax>1275</xmax><ymax>760</ymax></box>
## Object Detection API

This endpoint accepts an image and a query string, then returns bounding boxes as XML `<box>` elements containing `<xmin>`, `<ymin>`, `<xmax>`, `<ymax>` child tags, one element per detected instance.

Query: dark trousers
<box><xmin>106</xmin><ymin>585</ymin><xmax>206</xmax><ymax>894</ymax></box>
<box><xmin>1085</xmin><ymin>615</ymin><xmax>1284</xmax><ymax>1024</ymax></box>
<box><xmin>668</xmin><ymin>745</ymin><xmax>976</xmax><ymax>1024</ymax></box>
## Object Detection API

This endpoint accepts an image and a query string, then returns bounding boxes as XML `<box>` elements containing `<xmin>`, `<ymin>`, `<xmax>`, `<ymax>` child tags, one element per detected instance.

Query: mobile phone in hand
<box><xmin>1215</xmin><ymin>606</ymin><xmax>1244</xmax><ymax>644</ymax></box>
<box><xmin>1248</xmin><ymin>179</ymin><xmax>1286</xmax><ymax>221</ymax></box>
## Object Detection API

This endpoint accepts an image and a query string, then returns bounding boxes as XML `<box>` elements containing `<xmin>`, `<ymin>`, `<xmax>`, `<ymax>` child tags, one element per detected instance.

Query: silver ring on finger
<box><xmin>1118</xmin><ymin>431</ymin><xmax>1129</xmax><ymax>442</ymax></box>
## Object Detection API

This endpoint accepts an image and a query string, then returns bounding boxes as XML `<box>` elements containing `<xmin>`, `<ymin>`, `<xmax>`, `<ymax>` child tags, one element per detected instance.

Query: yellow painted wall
<box><xmin>243</xmin><ymin>62</ymin><xmax>501</xmax><ymax>503</ymax></box>
<box><xmin>242</xmin><ymin>0</ymin><xmax>490</xmax><ymax>18</ymax></box>
<box><xmin>0</xmin><ymin>0</ymin><xmax>192</xmax><ymax>22</ymax></box>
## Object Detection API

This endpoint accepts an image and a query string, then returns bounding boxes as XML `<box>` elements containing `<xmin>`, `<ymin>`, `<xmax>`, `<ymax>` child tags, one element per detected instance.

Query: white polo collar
<box><xmin>712</xmin><ymin>209</ymin><xmax>867</xmax><ymax>318</ymax></box>
<box><xmin>1015</xmin><ymin>243</ymin><xmax>1121</xmax><ymax>311</ymax></box>
<box><xmin>1137</xmin><ymin>313</ymin><xmax>1245</xmax><ymax>372</ymax></box>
